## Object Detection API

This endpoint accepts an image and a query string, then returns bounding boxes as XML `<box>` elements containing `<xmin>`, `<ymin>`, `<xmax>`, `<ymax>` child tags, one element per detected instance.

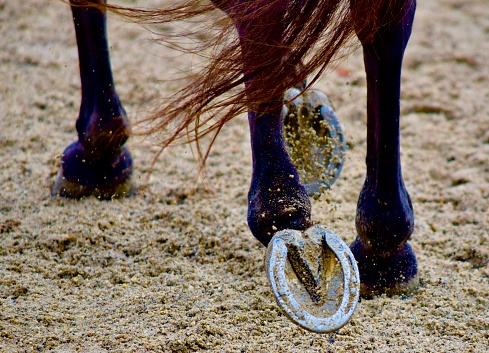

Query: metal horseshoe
<box><xmin>265</xmin><ymin>225</ymin><xmax>360</xmax><ymax>333</ymax></box>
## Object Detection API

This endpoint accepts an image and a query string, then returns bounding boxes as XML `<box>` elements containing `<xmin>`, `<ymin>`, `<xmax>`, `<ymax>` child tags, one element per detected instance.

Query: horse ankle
<box><xmin>247</xmin><ymin>110</ymin><xmax>312</xmax><ymax>245</ymax></box>
<box><xmin>355</xmin><ymin>182</ymin><xmax>414</xmax><ymax>258</ymax></box>
<box><xmin>76</xmin><ymin>103</ymin><xmax>130</xmax><ymax>159</ymax></box>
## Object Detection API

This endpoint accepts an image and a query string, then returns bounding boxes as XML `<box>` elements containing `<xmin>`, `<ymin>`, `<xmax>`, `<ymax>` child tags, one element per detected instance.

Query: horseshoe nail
<box><xmin>265</xmin><ymin>225</ymin><xmax>359</xmax><ymax>333</ymax></box>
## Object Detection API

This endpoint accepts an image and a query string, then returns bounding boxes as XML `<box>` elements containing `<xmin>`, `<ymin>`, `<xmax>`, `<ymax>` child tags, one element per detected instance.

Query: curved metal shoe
<box><xmin>283</xmin><ymin>88</ymin><xmax>346</xmax><ymax>196</ymax></box>
<box><xmin>265</xmin><ymin>225</ymin><xmax>360</xmax><ymax>333</ymax></box>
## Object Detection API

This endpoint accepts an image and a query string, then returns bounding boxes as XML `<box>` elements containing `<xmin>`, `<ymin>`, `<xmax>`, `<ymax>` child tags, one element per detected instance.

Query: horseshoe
<box><xmin>265</xmin><ymin>225</ymin><xmax>359</xmax><ymax>333</ymax></box>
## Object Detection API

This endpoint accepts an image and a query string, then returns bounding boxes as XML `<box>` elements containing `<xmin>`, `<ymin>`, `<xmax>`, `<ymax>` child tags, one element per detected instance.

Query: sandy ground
<box><xmin>1</xmin><ymin>0</ymin><xmax>488</xmax><ymax>351</ymax></box>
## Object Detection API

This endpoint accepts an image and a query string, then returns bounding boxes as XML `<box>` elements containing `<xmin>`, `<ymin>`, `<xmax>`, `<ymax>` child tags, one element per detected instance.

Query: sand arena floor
<box><xmin>1</xmin><ymin>0</ymin><xmax>488</xmax><ymax>351</ymax></box>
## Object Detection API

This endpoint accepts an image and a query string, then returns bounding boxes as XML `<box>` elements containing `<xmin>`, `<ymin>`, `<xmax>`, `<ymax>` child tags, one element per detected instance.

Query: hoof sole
<box><xmin>284</xmin><ymin>88</ymin><xmax>346</xmax><ymax>196</ymax></box>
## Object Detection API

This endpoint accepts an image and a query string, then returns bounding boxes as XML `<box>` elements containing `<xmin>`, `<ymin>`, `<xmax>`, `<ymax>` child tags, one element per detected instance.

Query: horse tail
<box><xmin>69</xmin><ymin>0</ymin><xmax>410</xmax><ymax>165</ymax></box>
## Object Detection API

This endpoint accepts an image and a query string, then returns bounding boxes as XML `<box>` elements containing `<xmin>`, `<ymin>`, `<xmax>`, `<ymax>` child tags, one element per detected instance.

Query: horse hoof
<box><xmin>52</xmin><ymin>170</ymin><xmax>135</xmax><ymax>199</ymax></box>
<box><xmin>350</xmin><ymin>237</ymin><xmax>418</xmax><ymax>298</ymax></box>
<box><xmin>52</xmin><ymin>141</ymin><xmax>135</xmax><ymax>200</ymax></box>
<box><xmin>265</xmin><ymin>225</ymin><xmax>359</xmax><ymax>333</ymax></box>
<box><xmin>284</xmin><ymin>88</ymin><xmax>346</xmax><ymax>196</ymax></box>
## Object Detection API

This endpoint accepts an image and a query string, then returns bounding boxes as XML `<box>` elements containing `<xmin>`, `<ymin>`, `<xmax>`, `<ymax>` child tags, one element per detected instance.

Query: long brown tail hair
<box><xmin>70</xmin><ymin>0</ymin><xmax>409</xmax><ymax>165</ymax></box>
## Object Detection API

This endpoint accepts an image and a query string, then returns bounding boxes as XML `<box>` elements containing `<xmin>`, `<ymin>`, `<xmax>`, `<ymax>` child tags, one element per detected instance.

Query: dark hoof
<box><xmin>284</xmin><ymin>88</ymin><xmax>346</xmax><ymax>196</ymax></box>
<box><xmin>350</xmin><ymin>237</ymin><xmax>418</xmax><ymax>298</ymax></box>
<box><xmin>52</xmin><ymin>141</ymin><xmax>134</xmax><ymax>200</ymax></box>
<box><xmin>248</xmin><ymin>178</ymin><xmax>312</xmax><ymax>247</ymax></box>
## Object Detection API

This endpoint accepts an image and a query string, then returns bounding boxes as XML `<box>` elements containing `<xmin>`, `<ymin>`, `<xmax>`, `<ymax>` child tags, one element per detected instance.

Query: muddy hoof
<box><xmin>350</xmin><ymin>237</ymin><xmax>418</xmax><ymax>298</ymax></box>
<box><xmin>283</xmin><ymin>88</ymin><xmax>346</xmax><ymax>196</ymax></box>
<box><xmin>266</xmin><ymin>225</ymin><xmax>359</xmax><ymax>333</ymax></box>
<box><xmin>52</xmin><ymin>141</ymin><xmax>135</xmax><ymax>200</ymax></box>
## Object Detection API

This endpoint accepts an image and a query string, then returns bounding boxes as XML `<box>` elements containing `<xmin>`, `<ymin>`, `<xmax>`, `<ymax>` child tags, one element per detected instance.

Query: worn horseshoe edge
<box><xmin>265</xmin><ymin>225</ymin><xmax>360</xmax><ymax>333</ymax></box>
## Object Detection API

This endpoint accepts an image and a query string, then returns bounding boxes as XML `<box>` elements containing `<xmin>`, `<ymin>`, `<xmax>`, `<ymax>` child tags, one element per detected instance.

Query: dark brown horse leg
<box><xmin>350</xmin><ymin>0</ymin><xmax>418</xmax><ymax>297</ymax></box>
<box><xmin>53</xmin><ymin>0</ymin><xmax>133</xmax><ymax>199</ymax></box>
<box><xmin>246</xmin><ymin>109</ymin><xmax>312</xmax><ymax>246</ymax></box>
<box><xmin>214</xmin><ymin>0</ymin><xmax>311</xmax><ymax>246</ymax></box>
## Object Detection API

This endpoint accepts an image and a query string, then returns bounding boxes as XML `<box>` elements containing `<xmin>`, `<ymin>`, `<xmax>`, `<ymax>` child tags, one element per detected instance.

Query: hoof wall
<box><xmin>52</xmin><ymin>169</ymin><xmax>135</xmax><ymax>200</ymax></box>
<box><xmin>350</xmin><ymin>238</ymin><xmax>419</xmax><ymax>298</ymax></box>
<box><xmin>360</xmin><ymin>274</ymin><xmax>419</xmax><ymax>299</ymax></box>
<box><xmin>52</xmin><ymin>142</ymin><xmax>135</xmax><ymax>200</ymax></box>
<box><xmin>266</xmin><ymin>225</ymin><xmax>359</xmax><ymax>333</ymax></box>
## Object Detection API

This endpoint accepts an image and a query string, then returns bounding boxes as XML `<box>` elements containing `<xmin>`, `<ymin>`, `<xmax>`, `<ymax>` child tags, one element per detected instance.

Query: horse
<box><xmin>55</xmin><ymin>0</ymin><xmax>417</xmax><ymax>332</ymax></box>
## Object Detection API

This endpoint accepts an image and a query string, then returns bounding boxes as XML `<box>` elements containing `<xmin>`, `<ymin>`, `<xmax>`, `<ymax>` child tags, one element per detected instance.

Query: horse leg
<box><xmin>213</xmin><ymin>0</ymin><xmax>311</xmax><ymax>246</ymax></box>
<box><xmin>349</xmin><ymin>0</ymin><xmax>418</xmax><ymax>296</ymax></box>
<box><xmin>52</xmin><ymin>0</ymin><xmax>133</xmax><ymax>199</ymax></box>
<box><xmin>246</xmin><ymin>107</ymin><xmax>312</xmax><ymax>246</ymax></box>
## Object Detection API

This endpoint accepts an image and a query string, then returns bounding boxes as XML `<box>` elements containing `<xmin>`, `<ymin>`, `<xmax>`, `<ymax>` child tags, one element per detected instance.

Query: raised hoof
<box><xmin>266</xmin><ymin>225</ymin><xmax>359</xmax><ymax>333</ymax></box>
<box><xmin>52</xmin><ymin>141</ymin><xmax>134</xmax><ymax>200</ymax></box>
<box><xmin>350</xmin><ymin>237</ymin><xmax>419</xmax><ymax>298</ymax></box>
<box><xmin>283</xmin><ymin>88</ymin><xmax>346</xmax><ymax>196</ymax></box>
<box><xmin>247</xmin><ymin>178</ymin><xmax>312</xmax><ymax>247</ymax></box>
